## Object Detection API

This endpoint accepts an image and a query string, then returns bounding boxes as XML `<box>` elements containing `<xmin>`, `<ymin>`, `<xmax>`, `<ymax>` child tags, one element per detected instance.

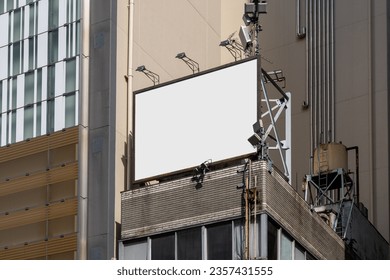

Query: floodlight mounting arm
<box><xmin>261</xmin><ymin>68</ymin><xmax>289</xmax><ymax>101</ymax></box>
<box><xmin>136</xmin><ymin>65</ymin><xmax>160</xmax><ymax>85</ymax></box>
<box><xmin>142</xmin><ymin>69</ymin><xmax>160</xmax><ymax>85</ymax></box>
<box><xmin>176</xmin><ymin>52</ymin><xmax>200</xmax><ymax>74</ymax></box>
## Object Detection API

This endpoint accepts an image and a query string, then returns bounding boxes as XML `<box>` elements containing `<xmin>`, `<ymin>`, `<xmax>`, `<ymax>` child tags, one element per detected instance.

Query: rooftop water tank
<box><xmin>313</xmin><ymin>142</ymin><xmax>348</xmax><ymax>175</ymax></box>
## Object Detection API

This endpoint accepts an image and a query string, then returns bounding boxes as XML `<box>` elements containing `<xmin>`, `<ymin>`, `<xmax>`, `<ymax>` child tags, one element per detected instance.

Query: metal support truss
<box><xmin>304</xmin><ymin>168</ymin><xmax>355</xmax><ymax>238</ymax></box>
<box><xmin>244</xmin><ymin>1</ymin><xmax>291</xmax><ymax>182</ymax></box>
<box><xmin>249</xmin><ymin>70</ymin><xmax>291</xmax><ymax>182</ymax></box>
<box><xmin>304</xmin><ymin>168</ymin><xmax>354</xmax><ymax>207</ymax></box>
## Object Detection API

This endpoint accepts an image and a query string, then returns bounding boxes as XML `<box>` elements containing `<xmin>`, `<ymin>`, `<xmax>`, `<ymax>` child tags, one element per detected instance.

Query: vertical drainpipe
<box><xmin>321</xmin><ymin>0</ymin><xmax>326</xmax><ymax>144</ymax></box>
<box><xmin>313</xmin><ymin>0</ymin><xmax>318</xmax><ymax>149</ymax></box>
<box><xmin>308</xmin><ymin>0</ymin><xmax>314</xmax><ymax>173</ymax></box>
<box><xmin>296</xmin><ymin>0</ymin><xmax>306</xmax><ymax>38</ymax></box>
<box><xmin>368</xmin><ymin>0</ymin><xmax>376</xmax><ymax>224</ymax></box>
<box><xmin>78</xmin><ymin>0</ymin><xmax>90</xmax><ymax>260</ymax></box>
<box><xmin>326</xmin><ymin>0</ymin><xmax>330</xmax><ymax>142</ymax></box>
<box><xmin>330</xmin><ymin>0</ymin><xmax>335</xmax><ymax>143</ymax></box>
<box><xmin>318</xmin><ymin>0</ymin><xmax>322</xmax><ymax>145</ymax></box>
<box><xmin>127</xmin><ymin>0</ymin><xmax>135</xmax><ymax>190</ymax></box>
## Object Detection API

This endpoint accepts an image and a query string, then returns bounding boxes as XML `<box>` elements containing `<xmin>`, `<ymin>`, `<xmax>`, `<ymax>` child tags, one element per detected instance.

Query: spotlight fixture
<box><xmin>242</xmin><ymin>0</ymin><xmax>267</xmax><ymax>27</ymax></box>
<box><xmin>239</xmin><ymin>25</ymin><xmax>252</xmax><ymax>51</ymax></box>
<box><xmin>248</xmin><ymin>119</ymin><xmax>264</xmax><ymax>147</ymax></box>
<box><xmin>244</xmin><ymin>1</ymin><xmax>267</xmax><ymax>20</ymax></box>
<box><xmin>135</xmin><ymin>65</ymin><xmax>160</xmax><ymax>85</ymax></box>
<box><xmin>240</xmin><ymin>1</ymin><xmax>268</xmax><ymax>55</ymax></box>
<box><xmin>175</xmin><ymin>52</ymin><xmax>200</xmax><ymax>74</ymax></box>
<box><xmin>219</xmin><ymin>34</ymin><xmax>244</xmax><ymax>61</ymax></box>
<box><xmin>248</xmin><ymin>133</ymin><xmax>262</xmax><ymax>147</ymax></box>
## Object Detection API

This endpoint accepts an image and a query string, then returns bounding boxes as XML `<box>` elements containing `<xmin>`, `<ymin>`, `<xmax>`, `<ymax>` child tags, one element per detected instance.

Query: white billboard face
<box><xmin>135</xmin><ymin>59</ymin><xmax>257</xmax><ymax>180</ymax></box>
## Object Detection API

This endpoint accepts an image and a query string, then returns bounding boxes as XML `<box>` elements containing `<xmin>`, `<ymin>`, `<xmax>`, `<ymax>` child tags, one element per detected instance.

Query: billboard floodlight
<box><xmin>135</xmin><ymin>65</ymin><xmax>160</xmax><ymax>86</ymax></box>
<box><xmin>175</xmin><ymin>52</ymin><xmax>200</xmax><ymax>74</ymax></box>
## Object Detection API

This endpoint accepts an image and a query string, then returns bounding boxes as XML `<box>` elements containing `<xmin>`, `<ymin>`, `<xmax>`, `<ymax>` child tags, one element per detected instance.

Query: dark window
<box><xmin>48</xmin><ymin>0</ymin><xmax>59</xmax><ymax>29</ymax></box>
<box><xmin>12</xmin><ymin>42</ymin><xmax>21</xmax><ymax>75</ymax></box>
<box><xmin>47</xmin><ymin>65</ymin><xmax>55</xmax><ymax>133</ymax></box>
<box><xmin>294</xmin><ymin>242</ymin><xmax>306</xmax><ymax>260</ymax></box>
<box><xmin>280</xmin><ymin>230</ymin><xmax>293</xmax><ymax>260</ymax></box>
<box><xmin>7</xmin><ymin>0</ymin><xmax>13</xmax><ymax>12</ymax></box>
<box><xmin>207</xmin><ymin>222</ymin><xmax>232</xmax><ymax>260</ymax></box>
<box><xmin>48</xmin><ymin>30</ymin><xmax>58</xmax><ymax>64</ymax></box>
<box><xmin>151</xmin><ymin>233</ymin><xmax>175</xmax><ymax>260</ymax></box>
<box><xmin>123</xmin><ymin>239</ymin><xmax>148</xmax><ymax>260</ymax></box>
<box><xmin>306</xmin><ymin>252</ymin><xmax>316</xmax><ymax>260</ymax></box>
<box><xmin>177</xmin><ymin>227</ymin><xmax>202</xmax><ymax>260</ymax></box>
<box><xmin>267</xmin><ymin>219</ymin><xmax>278</xmax><ymax>260</ymax></box>
<box><xmin>36</xmin><ymin>69</ymin><xmax>42</xmax><ymax>136</ymax></box>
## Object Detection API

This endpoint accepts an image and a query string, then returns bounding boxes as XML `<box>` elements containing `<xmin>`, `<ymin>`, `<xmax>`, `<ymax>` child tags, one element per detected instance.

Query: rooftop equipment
<box><xmin>304</xmin><ymin>142</ymin><xmax>359</xmax><ymax>239</ymax></box>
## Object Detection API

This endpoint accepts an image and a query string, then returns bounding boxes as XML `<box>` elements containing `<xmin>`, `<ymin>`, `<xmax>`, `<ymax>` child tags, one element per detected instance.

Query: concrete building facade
<box><xmin>0</xmin><ymin>0</ymin><xmax>129</xmax><ymax>259</ymax></box>
<box><xmin>0</xmin><ymin>0</ymin><xmax>389</xmax><ymax>260</ymax></box>
<box><xmin>131</xmin><ymin>0</ymin><xmax>390</xmax><ymax>245</ymax></box>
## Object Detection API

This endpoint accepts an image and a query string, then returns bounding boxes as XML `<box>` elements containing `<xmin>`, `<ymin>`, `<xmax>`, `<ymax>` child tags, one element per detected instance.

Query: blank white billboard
<box><xmin>135</xmin><ymin>59</ymin><xmax>257</xmax><ymax>180</ymax></box>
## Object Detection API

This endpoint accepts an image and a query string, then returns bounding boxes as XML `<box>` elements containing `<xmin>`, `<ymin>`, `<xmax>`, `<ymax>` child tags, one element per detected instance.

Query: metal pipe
<box><xmin>254</xmin><ymin>175</ymin><xmax>257</xmax><ymax>259</ymax></box>
<box><xmin>313</xmin><ymin>0</ymin><xmax>318</xmax><ymax>148</ymax></box>
<box><xmin>317</xmin><ymin>0</ymin><xmax>324</xmax><ymax>144</ymax></box>
<box><xmin>296</xmin><ymin>0</ymin><xmax>306</xmax><ymax>38</ymax></box>
<box><xmin>248</xmin><ymin>160</ymin><xmax>252</xmax><ymax>259</ymax></box>
<box><xmin>77</xmin><ymin>0</ymin><xmax>90</xmax><ymax>260</ymax></box>
<box><xmin>127</xmin><ymin>0</ymin><xmax>135</xmax><ymax>190</ymax></box>
<box><xmin>347</xmin><ymin>146</ymin><xmax>360</xmax><ymax>204</ymax></box>
<box><xmin>244</xmin><ymin>161</ymin><xmax>250</xmax><ymax>260</ymax></box>
<box><xmin>326</xmin><ymin>0</ymin><xmax>330</xmax><ymax>142</ymax></box>
<box><xmin>318</xmin><ymin>0</ymin><xmax>323</xmax><ymax>145</ymax></box>
<box><xmin>330</xmin><ymin>0</ymin><xmax>335</xmax><ymax>142</ymax></box>
<box><xmin>305</xmin><ymin>0</ymin><xmax>310</xmax><ymax>108</ymax></box>
<box><xmin>322</xmin><ymin>0</ymin><xmax>326</xmax><ymax>144</ymax></box>
<box><xmin>314</xmin><ymin>0</ymin><xmax>317</xmax><ymax>146</ymax></box>
<box><xmin>285</xmin><ymin>92</ymin><xmax>292</xmax><ymax>183</ymax></box>
<box><xmin>367</xmin><ymin>0</ymin><xmax>375</xmax><ymax>223</ymax></box>
<box><xmin>308</xmin><ymin>0</ymin><xmax>314</xmax><ymax>172</ymax></box>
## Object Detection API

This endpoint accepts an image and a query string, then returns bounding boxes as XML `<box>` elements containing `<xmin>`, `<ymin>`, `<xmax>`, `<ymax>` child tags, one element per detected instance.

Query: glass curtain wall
<box><xmin>0</xmin><ymin>0</ymin><xmax>81</xmax><ymax>146</ymax></box>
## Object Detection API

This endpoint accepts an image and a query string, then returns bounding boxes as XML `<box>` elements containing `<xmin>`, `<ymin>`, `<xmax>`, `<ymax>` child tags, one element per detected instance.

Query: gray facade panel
<box><xmin>121</xmin><ymin>159</ymin><xmax>345</xmax><ymax>259</ymax></box>
<box><xmin>87</xmin><ymin>0</ymin><xmax>118</xmax><ymax>260</ymax></box>
<box><xmin>343</xmin><ymin>201</ymin><xmax>389</xmax><ymax>259</ymax></box>
<box><xmin>122</xmin><ymin>163</ymin><xmax>244</xmax><ymax>239</ymax></box>
<box><xmin>256</xmin><ymin>164</ymin><xmax>345</xmax><ymax>260</ymax></box>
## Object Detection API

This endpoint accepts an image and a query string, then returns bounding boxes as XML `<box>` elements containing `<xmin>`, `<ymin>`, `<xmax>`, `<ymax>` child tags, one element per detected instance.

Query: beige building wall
<box><xmin>131</xmin><ymin>0</ymin><xmax>389</xmax><ymax>243</ymax></box>
<box><xmin>114</xmin><ymin>0</ymin><xmax>130</xmax><ymax>252</ymax></box>
<box><xmin>133</xmin><ymin>0</ymin><xmax>247</xmax><ymax>90</ymax></box>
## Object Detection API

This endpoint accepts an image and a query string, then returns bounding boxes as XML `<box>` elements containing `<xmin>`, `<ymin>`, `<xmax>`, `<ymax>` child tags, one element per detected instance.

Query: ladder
<box><xmin>317</xmin><ymin>146</ymin><xmax>329</xmax><ymax>203</ymax></box>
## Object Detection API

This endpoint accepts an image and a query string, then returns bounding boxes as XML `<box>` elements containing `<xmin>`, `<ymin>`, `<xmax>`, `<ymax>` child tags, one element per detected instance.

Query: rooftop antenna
<box><xmin>243</xmin><ymin>1</ymin><xmax>292</xmax><ymax>182</ymax></box>
<box><xmin>239</xmin><ymin>0</ymin><xmax>267</xmax><ymax>56</ymax></box>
